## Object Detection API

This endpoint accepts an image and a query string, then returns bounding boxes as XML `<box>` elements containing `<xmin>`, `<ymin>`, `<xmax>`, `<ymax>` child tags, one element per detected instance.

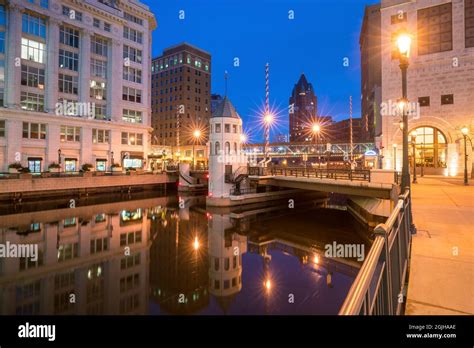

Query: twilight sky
<box><xmin>143</xmin><ymin>0</ymin><xmax>378</xmax><ymax>140</ymax></box>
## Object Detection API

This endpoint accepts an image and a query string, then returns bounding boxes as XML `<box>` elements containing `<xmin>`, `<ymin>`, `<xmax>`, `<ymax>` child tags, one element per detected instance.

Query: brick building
<box><xmin>151</xmin><ymin>43</ymin><xmax>211</xmax><ymax>148</ymax></box>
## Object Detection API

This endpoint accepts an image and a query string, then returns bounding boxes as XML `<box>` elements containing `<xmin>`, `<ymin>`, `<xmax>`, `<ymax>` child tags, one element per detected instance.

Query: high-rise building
<box><xmin>360</xmin><ymin>4</ymin><xmax>382</xmax><ymax>143</ymax></box>
<box><xmin>378</xmin><ymin>0</ymin><xmax>473</xmax><ymax>175</ymax></box>
<box><xmin>327</xmin><ymin>118</ymin><xmax>364</xmax><ymax>144</ymax></box>
<box><xmin>151</xmin><ymin>43</ymin><xmax>211</xmax><ymax>147</ymax></box>
<box><xmin>0</xmin><ymin>0</ymin><xmax>156</xmax><ymax>172</ymax></box>
<box><xmin>289</xmin><ymin>74</ymin><xmax>318</xmax><ymax>143</ymax></box>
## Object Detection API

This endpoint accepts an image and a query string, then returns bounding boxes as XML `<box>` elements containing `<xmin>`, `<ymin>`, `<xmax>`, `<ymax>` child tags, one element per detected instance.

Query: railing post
<box><xmin>374</xmin><ymin>223</ymin><xmax>393</xmax><ymax>315</ymax></box>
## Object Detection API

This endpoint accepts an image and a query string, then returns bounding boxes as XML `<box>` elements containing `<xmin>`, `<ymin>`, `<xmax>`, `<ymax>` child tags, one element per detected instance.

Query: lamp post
<box><xmin>411</xmin><ymin>130</ymin><xmax>417</xmax><ymax>184</ymax></box>
<box><xmin>312</xmin><ymin>123</ymin><xmax>321</xmax><ymax>169</ymax></box>
<box><xmin>396</xmin><ymin>32</ymin><xmax>412</xmax><ymax>191</ymax></box>
<box><xmin>58</xmin><ymin>149</ymin><xmax>61</xmax><ymax>173</ymax></box>
<box><xmin>461</xmin><ymin>127</ymin><xmax>470</xmax><ymax>186</ymax></box>
<box><xmin>393</xmin><ymin>143</ymin><xmax>397</xmax><ymax>171</ymax></box>
<box><xmin>110</xmin><ymin>151</ymin><xmax>114</xmax><ymax>170</ymax></box>
<box><xmin>192</xmin><ymin>129</ymin><xmax>201</xmax><ymax>171</ymax></box>
<box><xmin>264</xmin><ymin>113</ymin><xmax>273</xmax><ymax>165</ymax></box>
<box><xmin>396</xmin><ymin>32</ymin><xmax>416</xmax><ymax>234</ymax></box>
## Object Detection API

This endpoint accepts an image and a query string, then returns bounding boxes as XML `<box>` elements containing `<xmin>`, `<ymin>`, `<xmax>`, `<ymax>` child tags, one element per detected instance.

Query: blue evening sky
<box><xmin>143</xmin><ymin>0</ymin><xmax>378</xmax><ymax>140</ymax></box>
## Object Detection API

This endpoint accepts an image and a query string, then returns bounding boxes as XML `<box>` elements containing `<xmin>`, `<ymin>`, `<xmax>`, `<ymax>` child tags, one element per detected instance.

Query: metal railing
<box><xmin>339</xmin><ymin>190</ymin><xmax>412</xmax><ymax>315</ymax></box>
<box><xmin>229</xmin><ymin>187</ymin><xmax>257</xmax><ymax>196</ymax></box>
<box><xmin>0</xmin><ymin>170</ymin><xmax>164</xmax><ymax>179</ymax></box>
<box><xmin>250</xmin><ymin>166</ymin><xmax>372</xmax><ymax>182</ymax></box>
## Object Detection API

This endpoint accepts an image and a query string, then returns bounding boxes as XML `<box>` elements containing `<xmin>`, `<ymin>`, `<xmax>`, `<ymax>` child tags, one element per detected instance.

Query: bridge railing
<box><xmin>249</xmin><ymin>166</ymin><xmax>372</xmax><ymax>182</ymax></box>
<box><xmin>339</xmin><ymin>190</ymin><xmax>412</xmax><ymax>315</ymax></box>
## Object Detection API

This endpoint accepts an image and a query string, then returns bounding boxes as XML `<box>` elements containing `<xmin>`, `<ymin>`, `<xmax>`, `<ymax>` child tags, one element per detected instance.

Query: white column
<box><xmin>79</xmin><ymin>29</ymin><xmax>92</xmax><ymax>104</ymax></box>
<box><xmin>46</xmin><ymin>17</ymin><xmax>61</xmax><ymax>113</ymax></box>
<box><xmin>5</xmin><ymin>4</ymin><xmax>23</xmax><ymax>109</ymax></box>
<box><xmin>108</xmin><ymin>38</ymin><xmax>123</xmax><ymax>122</ymax></box>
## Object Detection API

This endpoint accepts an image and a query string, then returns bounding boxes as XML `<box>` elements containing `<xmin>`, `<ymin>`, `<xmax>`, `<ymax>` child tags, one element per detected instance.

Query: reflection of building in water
<box><xmin>0</xmin><ymin>199</ymin><xmax>157</xmax><ymax>315</ymax></box>
<box><xmin>207</xmin><ymin>213</ymin><xmax>247</xmax><ymax>313</ymax></box>
<box><xmin>149</xmin><ymin>204</ymin><xmax>209</xmax><ymax>314</ymax></box>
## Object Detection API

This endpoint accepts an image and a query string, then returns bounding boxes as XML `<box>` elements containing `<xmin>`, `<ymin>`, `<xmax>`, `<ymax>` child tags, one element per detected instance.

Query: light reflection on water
<box><xmin>0</xmin><ymin>192</ymin><xmax>369</xmax><ymax>315</ymax></box>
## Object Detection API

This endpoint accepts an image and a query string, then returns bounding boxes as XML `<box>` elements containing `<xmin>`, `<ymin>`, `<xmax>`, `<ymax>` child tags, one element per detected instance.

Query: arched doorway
<box><xmin>410</xmin><ymin>126</ymin><xmax>447</xmax><ymax>170</ymax></box>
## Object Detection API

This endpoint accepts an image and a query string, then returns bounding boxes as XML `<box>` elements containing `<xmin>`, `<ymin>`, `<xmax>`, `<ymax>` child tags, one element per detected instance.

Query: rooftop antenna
<box><xmin>224</xmin><ymin>70</ymin><xmax>228</xmax><ymax>97</ymax></box>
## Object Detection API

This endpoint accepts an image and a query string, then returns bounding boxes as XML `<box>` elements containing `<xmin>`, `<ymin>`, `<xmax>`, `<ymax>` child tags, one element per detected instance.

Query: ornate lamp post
<box><xmin>58</xmin><ymin>149</ymin><xmax>62</xmax><ymax>173</ymax></box>
<box><xmin>396</xmin><ymin>32</ymin><xmax>412</xmax><ymax>190</ymax></box>
<box><xmin>396</xmin><ymin>32</ymin><xmax>416</xmax><ymax>233</ymax></box>
<box><xmin>461</xmin><ymin>127</ymin><xmax>470</xmax><ymax>186</ymax></box>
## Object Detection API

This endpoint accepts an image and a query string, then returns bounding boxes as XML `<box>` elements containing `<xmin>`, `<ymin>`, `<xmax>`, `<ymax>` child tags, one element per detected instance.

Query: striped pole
<box><xmin>264</xmin><ymin>63</ymin><xmax>270</xmax><ymax>165</ymax></box>
<box><xmin>349</xmin><ymin>96</ymin><xmax>353</xmax><ymax>163</ymax></box>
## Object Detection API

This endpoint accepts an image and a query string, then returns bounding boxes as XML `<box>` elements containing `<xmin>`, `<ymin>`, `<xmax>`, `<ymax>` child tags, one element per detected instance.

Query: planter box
<box><xmin>49</xmin><ymin>168</ymin><xmax>60</xmax><ymax>173</ymax></box>
<box><xmin>112</xmin><ymin>167</ymin><xmax>123</xmax><ymax>173</ymax></box>
<box><xmin>8</xmin><ymin>168</ymin><xmax>19</xmax><ymax>174</ymax></box>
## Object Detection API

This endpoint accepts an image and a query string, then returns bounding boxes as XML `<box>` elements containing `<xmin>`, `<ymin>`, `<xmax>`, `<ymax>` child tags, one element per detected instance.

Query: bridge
<box><xmin>241</xmin><ymin>166</ymin><xmax>400</xmax><ymax>201</ymax></box>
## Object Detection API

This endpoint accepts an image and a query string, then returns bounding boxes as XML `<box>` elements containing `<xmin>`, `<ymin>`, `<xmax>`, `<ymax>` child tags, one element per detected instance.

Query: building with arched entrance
<box><xmin>376</xmin><ymin>0</ymin><xmax>474</xmax><ymax>176</ymax></box>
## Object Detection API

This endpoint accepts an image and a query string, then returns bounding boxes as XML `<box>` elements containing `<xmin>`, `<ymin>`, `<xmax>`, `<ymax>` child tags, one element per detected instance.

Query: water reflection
<box><xmin>0</xmin><ymin>193</ymin><xmax>369</xmax><ymax>315</ymax></box>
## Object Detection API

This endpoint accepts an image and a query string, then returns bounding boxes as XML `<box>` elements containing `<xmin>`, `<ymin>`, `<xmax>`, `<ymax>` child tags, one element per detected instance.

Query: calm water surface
<box><xmin>0</xmin><ymin>191</ymin><xmax>370</xmax><ymax>315</ymax></box>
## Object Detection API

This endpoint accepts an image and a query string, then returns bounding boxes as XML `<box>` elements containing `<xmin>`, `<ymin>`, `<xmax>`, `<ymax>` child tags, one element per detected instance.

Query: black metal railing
<box><xmin>229</xmin><ymin>187</ymin><xmax>257</xmax><ymax>196</ymax></box>
<box><xmin>0</xmin><ymin>170</ymin><xmax>164</xmax><ymax>179</ymax></box>
<box><xmin>339</xmin><ymin>190</ymin><xmax>412</xmax><ymax>315</ymax></box>
<box><xmin>252</xmin><ymin>166</ymin><xmax>372</xmax><ymax>182</ymax></box>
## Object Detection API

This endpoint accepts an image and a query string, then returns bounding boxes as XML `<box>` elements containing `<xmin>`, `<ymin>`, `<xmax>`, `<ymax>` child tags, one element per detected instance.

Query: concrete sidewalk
<box><xmin>406</xmin><ymin>176</ymin><xmax>474</xmax><ymax>315</ymax></box>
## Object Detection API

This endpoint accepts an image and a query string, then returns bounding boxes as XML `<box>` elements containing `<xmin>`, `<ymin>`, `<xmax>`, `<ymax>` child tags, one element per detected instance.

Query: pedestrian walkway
<box><xmin>406</xmin><ymin>176</ymin><xmax>474</xmax><ymax>315</ymax></box>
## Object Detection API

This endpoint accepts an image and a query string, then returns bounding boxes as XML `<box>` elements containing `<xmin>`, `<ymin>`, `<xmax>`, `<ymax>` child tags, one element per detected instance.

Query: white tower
<box><xmin>207</xmin><ymin>97</ymin><xmax>248</xmax><ymax>206</ymax></box>
<box><xmin>207</xmin><ymin>213</ymin><xmax>247</xmax><ymax>313</ymax></box>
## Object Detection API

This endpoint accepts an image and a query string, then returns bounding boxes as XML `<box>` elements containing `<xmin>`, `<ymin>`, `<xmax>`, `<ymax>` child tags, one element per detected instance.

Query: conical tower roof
<box><xmin>211</xmin><ymin>96</ymin><xmax>241</xmax><ymax>119</ymax></box>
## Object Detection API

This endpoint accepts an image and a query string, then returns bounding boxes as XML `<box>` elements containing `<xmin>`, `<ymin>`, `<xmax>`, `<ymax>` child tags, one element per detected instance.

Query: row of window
<box><xmin>418</xmin><ymin>94</ymin><xmax>454</xmax><ymax>106</ymax></box>
<box><xmin>152</xmin><ymin>54</ymin><xmax>209</xmax><ymax>72</ymax></box>
<box><xmin>123</xmin><ymin>26</ymin><xmax>143</xmax><ymax>44</ymax></box>
<box><xmin>210</xmin><ymin>141</ymin><xmax>240</xmax><ymax>155</ymax></box>
<box><xmin>122</xmin><ymin>86</ymin><xmax>142</xmax><ymax>103</ymax></box>
<box><xmin>12</xmin><ymin>121</ymin><xmax>142</xmax><ymax>146</ymax></box>
<box><xmin>212</xmin><ymin>123</ymin><xmax>242</xmax><ymax>134</ymax></box>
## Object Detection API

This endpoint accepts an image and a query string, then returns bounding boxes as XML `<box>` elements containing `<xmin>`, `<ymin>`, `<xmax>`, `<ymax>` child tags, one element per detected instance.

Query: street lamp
<box><xmin>312</xmin><ymin>123</ymin><xmax>321</xmax><ymax>169</ymax></box>
<box><xmin>192</xmin><ymin>129</ymin><xmax>201</xmax><ymax>170</ymax></box>
<box><xmin>58</xmin><ymin>149</ymin><xmax>61</xmax><ymax>172</ymax></box>
<box><xmin>396</xmin><ymin>32</ymin><xmax>412</xmax><ymax>190</ymax></box>
<box><xmin>110</xmin><ymin>151</ymin><xmax>114</xmax><ymax>169</ymax></box>
<box><xmin>411</xmin><ymin>130</ymin><xmax>417</xmax><ymax>184</ymax></box>
<box><xmin>396</xmin><ymin>31</ymin><xmax>416</xmax><ymax>234</ymax></box>
<box><xmin>461</xmin><ymin>127</ymin><xmax>470</xmax><ymax>186</ymax></box>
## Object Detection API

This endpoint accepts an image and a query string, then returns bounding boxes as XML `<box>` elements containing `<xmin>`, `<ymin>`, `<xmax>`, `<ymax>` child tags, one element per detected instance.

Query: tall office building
<box><xmin>360</xmin><ymin>4</ymin><xmax>382</xmax><ymax>143</ymax></box>
<box><xmin>0</xmin><ymin>0</ymin><xmax>156</xmax><ymax>172</ymax></box>
<box><xmin>151</xmin><ymin>43</ymin><xmax>211</xmax><ymax>147</ymax></box>
<box><xmin>289</xmin><ymin>74</ymin><xmax>318</xmax><ymax>143</ymax></box>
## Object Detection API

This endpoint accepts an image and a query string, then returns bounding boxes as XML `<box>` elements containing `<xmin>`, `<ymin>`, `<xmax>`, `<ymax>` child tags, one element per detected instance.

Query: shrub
<box><xmin>48</xmin><ymin>162</ymin><xmax>60</xmax><ymax>169</ymax></box>
<box><xmin>111</xmin><ymin>163</ymin><xmax>122</xmax><ymax>168</ymax></box>
<box><xmin>82</xmin><ymin>163</ymin><xmax>93</xmax><ymax>172</ymax></box>
<box><xmin>8</xmin><ymin>162</ymin><xmax>23</xmax><ymax>169</ymax></box>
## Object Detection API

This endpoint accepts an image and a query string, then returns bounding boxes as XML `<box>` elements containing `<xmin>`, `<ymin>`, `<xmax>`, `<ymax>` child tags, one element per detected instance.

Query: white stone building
<box><xmin>379</xmin><ymin>0</ymin><xmax>473</xmax><ymax>176</ymax></box>
<box><xmin>0</xmin><ymin>0</ymin><xmax>156</xmax><ymax>172</ymax></box>
<box><xmin>207</xmin><ymin>97</ymin><xmax>248</xmax><ymax>205</ymax></box>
